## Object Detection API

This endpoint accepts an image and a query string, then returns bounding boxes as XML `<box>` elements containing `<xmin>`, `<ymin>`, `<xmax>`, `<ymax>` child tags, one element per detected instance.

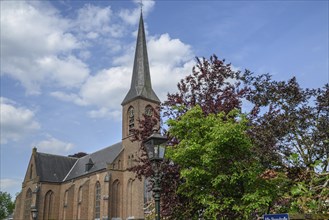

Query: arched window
<box><xmin>127</xmin><ymin>179</ymin><xmax>134</xmax><ymax>217</ymax></box>
<box><xmin>95</xmin><ymin>182</ymin><xmax>101</xmax><ymax>220</ymax></box>
<box><xmin>24</xmin><ymin>189</ymin><xmax>32</xmax><ymax>219</ymax></box>
<box><xmin>145</xmin><ymin>105</ymin><xmax>153</xmax><ymax>117</ymax></box>
<box><xmin>63</xmin><ymin>190</ymin><xmax>68</xmax><ymax>219</ymax></box>
<box><xmin>111</xmin><ymin>180</ymin><xmax>121</xmax><ymax>218</ymax></box>
<box><xmin>77</xmin><ymin>186</ymin><xmax>83</xmax><ymax>219</ymax></box>
<box><xmin>78</xmin><ymin>186</ymin><xmax>83</xmax><ymax>203</ymax></box>
<box><xmin>118</xmin><ymin>160</ymin><xmax>122</xmax><ymax>170</ymax></box>
<box><xmin>128</xmin><ymin>106</ymin><xmax>134</xmax><ymax>135</ymax></box>
<box><xmin>43</xmin><ymin>190</ymin><xmax>54</xmax><ymax>220</ymax></box>
<box><xmin>144</xmin><ymin>178</ymin><xmax>153</xmax><ymax>215</ymax></box>
<box><xmin>64</xmin><ymin>190</ymin><xmax>68</xmax><ymax>207</ymax></box>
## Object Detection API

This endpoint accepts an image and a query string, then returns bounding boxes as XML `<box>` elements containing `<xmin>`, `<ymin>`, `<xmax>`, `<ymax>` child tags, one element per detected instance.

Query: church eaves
<box><xmin>121</xmin><ymin>13</ymin><xmax>160</xmax><ymax>105</ymax></box>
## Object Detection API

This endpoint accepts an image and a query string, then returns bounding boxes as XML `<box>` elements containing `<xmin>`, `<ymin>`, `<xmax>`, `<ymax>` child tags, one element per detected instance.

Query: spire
<box><xmin>121</xmin><ymin>13</ymin><xmax>160</xmax><ymax>105</ymax></box>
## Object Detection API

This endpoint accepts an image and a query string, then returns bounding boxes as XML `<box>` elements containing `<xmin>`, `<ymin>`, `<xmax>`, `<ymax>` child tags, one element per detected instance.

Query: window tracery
<box><xmin>95</xmin><ymin>182</ymin><xmax>101</xmax><ymax>220</ymax></box>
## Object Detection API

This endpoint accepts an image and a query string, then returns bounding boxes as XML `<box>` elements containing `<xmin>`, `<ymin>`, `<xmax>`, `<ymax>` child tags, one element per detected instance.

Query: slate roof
<box><xmin>35</xmin><ymin>152</ymin><xmax>77</xmax><ymax>182</ymax></box>
<box><xmin>121</xmin><ymin>13</ymin><xmax>160</xmax><ymax>105</ymax></box>
<box><xmin>35</xmin><ymin>142</ymin><xmax>123</xmax><ymax>183</ymax></box>
<box><xmin>64</xmin><ymin>142</ymin><xmax>123</xmax><ymax>181</ymax></box>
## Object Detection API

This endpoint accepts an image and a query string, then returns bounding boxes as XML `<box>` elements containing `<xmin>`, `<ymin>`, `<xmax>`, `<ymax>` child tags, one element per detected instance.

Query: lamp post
<box><xmin>31</xmin><ymin>206</ymin><xmax>38</xmax><ymax>220</ymax></box>
<box><xmin>144</xmin><ymin>130</ymin><xmax>167</xmax><ymax>220</ymax></box>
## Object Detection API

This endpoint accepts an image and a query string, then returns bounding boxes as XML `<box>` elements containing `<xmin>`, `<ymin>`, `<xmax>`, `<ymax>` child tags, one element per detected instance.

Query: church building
<box><xmin>13</xmin><ymin>12</ymin><xmax>160</xmax><ymax>220</ymax></box>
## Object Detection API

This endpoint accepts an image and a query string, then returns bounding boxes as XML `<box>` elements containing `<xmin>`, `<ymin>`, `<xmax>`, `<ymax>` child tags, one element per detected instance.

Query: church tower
<box><xmin>13</xmin><ymin>11</ymin><xmax>160</xmax><ymax>220</ymax></box>
<box><xmin>121</xmin><ymin>12</ymin><xmax>160</xmax><ymax>141</ymax></box>
<box><xmin>120</xmin><ymin>12</ymin><xmax>160</xmax><ymax>219</ymax></box>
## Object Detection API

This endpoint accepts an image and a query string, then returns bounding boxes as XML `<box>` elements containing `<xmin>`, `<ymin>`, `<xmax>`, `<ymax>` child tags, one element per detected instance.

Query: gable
<box><xmin>35</xmin><ymin>152</ymin><xmax>78</xmax><ymax>182</ymax></box>
<box><xmin>23</xmin><ymin>149</ymin><xmax>37</xmax><ymax>183</ymax></box>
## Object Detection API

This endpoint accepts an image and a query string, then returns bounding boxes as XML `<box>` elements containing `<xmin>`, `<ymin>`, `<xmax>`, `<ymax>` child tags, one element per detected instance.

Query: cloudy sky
<box><xmin>1</xmin><ymin>0</ymin><xmax>328</xmax><ymax>198</ymax></box>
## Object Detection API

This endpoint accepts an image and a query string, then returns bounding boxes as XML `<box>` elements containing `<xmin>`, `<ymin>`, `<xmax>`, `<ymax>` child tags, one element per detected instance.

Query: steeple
<box><xmin>121</xmin><ymin>13</ymin><xmax>160</xmax><ymax>105</ymax></box>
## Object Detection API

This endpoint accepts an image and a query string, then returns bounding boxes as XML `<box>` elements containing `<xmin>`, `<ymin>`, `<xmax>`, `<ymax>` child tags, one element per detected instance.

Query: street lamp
<box><xmin>144</xmin><ymin>130</ymin><xmax>167</xmax><ymax>220</ymax></box>
<box><xmin>31</xmin><ymin>206</ymin><xmax>38</xmax><ymax>220</ymax></box>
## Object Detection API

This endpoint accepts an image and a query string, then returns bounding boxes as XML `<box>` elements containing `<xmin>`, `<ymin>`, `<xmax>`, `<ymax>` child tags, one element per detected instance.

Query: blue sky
<box><xmin>1</xmin><ymin>0</ymin><xmax>328</xmax><ymax>198</ymax></box>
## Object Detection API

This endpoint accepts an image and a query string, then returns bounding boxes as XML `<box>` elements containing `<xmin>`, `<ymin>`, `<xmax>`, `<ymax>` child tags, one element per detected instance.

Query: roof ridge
<box><xmin>62</xmin><ymin>159</ymin><xmax>79</xmax><ymax>182</ymax></box>
<box><xmin>63</xmin><ymin>142</ymin><xmax>123</xmax><ymax>181</ymax></box>
<box><xmin>37</xmin><ymin>152</ymin><xmax>77</xmax><ymax>160</ymax></box>
<box><xmin>80</xmin><ymin>141</ymin><xmax>122</xmax><ymax>159</ymax></box>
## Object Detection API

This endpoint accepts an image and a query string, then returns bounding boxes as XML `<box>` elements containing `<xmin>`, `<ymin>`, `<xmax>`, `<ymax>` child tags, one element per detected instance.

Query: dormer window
<box><xmin>85</xmin><ymin>158</ymin><xmax>94</xmax><ymax>172</ymax></box>
<box><xmin>128</xmin><ymin>106</ymin><xmax>134</xmax><ymax>135</ymax></box>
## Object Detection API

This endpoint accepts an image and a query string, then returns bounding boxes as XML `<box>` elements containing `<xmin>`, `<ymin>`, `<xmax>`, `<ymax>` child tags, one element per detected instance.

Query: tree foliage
<box><xmin>68</xmin><ymin>152</ymin><xmax>88</xmax><ymax>158</ymax></box>
<box><xmin>167</xmin><ymin>106</ymin><xmax>279</xmax><ymax>219</ymax></box>
<box><xmin>243</xmin><ymin>74</ymin><xmax>329</xmax><ymax>213</ymax></box>
<box><xmin>131</xmin><ymin>55</ymin><xmax>329</xmax><ymax>218</ymax></box>
<box><xmin>0</xmin><ymin>191</ymin><xmax>14</xmax><ymax>220</ymax></box>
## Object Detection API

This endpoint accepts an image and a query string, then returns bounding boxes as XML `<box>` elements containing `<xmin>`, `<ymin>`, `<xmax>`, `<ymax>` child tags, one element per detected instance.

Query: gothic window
<box><xmin>128</xmin><ymin>106</ymin><xmax>134</xmax><ymax>135</ymax></box>
<box><xmin>95</xmin><ymin>182</ymin><xmax>101</xmax><ymax>220</ymax></box>
<box><xmin>127</xmin><ymin>179</ymin><xmax>134</xmax><ymax>217</ymax></box>
<box><xmin>145</xmin><ymin>105</ymin><xmax>153</xmax><ymax>116</ymax></box>
<box><xmin>118</xmin><ymin>160</ymin><xmax>122</xmax><ymax>170</ymax></box>
<box><xmin>77</xmin><ymin>186</ymin><xmax>82</xmax><ymax>220</ymax></box>
<box><xmin>64</xmin><ymin>190</ymin><xmax>68</xmax><ymax>207</ymax></box>
<box><xmin>43</xmin><ymin>190</ymin><xmax>54</xmax><ymax>220</ymax></box>
<box><xmin>128</xmin><ymin>154</ymin><xmax>135</xmax><ymax>168</ymax></box>
<box><xmin>111</xmin><ymin>180</ymin><xmax>121</xmax><ymax>218</ymax></box>
<box><xmin>78</xmin><ymin>186</ymin><xmax>83</xmax><ymax>203</ymax></box>
<box><xmin>24</xmin><ymin>189</ymin><xmax>32</xmax><ymax>219</ymax></box>
<box><xmin>144</xmin><ymin>178</ymin><xmax>153</xmax><ymax>215</ymax></box>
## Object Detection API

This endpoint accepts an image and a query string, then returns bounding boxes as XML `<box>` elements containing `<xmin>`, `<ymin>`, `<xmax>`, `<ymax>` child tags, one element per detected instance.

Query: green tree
<box><xmin>166</xmin><ymin>106</ymin><xmax>281</xmax><ymax>219</ymax></box>
<box><xmin>0</xmin><ymin>191</ymin><xmax>14</xmax><ymax>220</ymax></box>
<box><xmin>131</xmin><ymin>55</ymin><xmax>328</xmax><ymax>218</ymax></box>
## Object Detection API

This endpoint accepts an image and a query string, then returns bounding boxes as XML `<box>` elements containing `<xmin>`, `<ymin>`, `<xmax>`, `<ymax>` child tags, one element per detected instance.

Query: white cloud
<box><xmin>37</xmin><ymin>55</ymin><xmax>89</xmax><ymax>88</ymax></box>
<box><xmin>2</xmin><ymin>0</ymin><xmax>195</xmax><ymax>119</ymax></box>
<box><xmin>52</xmin><ymin>66</ymin><xmax>131</xmax><ymax>118</ymax></box>
<box><xmin>50</xmin><ymin>91</ymin><xmax>87</xmax><ymax>106</ymax></box>
<box><xmin>0</xmin><ymin>97</ymin><xmax>40</xmax><ymax>144</ymax></box>
<box><xmin>148</xmin><ymin>34</ymin><xmax>193</xmax><ymax>66</ymax></box>
<box><xmin>76</xmin><ymin>4</ymin><xmax>113</xmax><ymax>36</ymax></box>
<box><xmin>119</xmin><ymin>0</ymin><xmax>155</xmax><ymax>25</ymax></box>
<box><xmin>144</xmin><ymin>33</ymin><xmax>195</xmax><ymax>100</ymax></box>
<box><xmin>78</xmin><ymin>50</ymin><xmax>92</xmax><ymax>60</ymax></box>
<box><xmin>34</xmin><ymin>136</ymin><xmax>75</xmax><ymax>155</ymax></box>
<box><xmin>89</xmin><ymin>108</ymin><xmax>121</xmax><ymax>119</ymax></box>
<box><xmin>52</xmin><ymin>33</ymin><xmax>195</xmax><ymax>119</ymax></box>
<box><xmin>1</xmin><ymin>1</ymin><xmax>89</xmax><ymax>94</ymax></box>
<box><xmin>0</xmin><ymin>178</ymin><xmax>22</xmax><ymax>197</ymax></box>
<box><xmin>1</xmin><ymin>1</ymin><xmax>78</xmax><ymax>56</ymax></box>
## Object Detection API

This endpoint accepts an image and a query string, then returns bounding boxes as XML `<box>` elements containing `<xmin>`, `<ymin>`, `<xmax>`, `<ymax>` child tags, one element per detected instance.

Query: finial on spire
<box><xmin>139</xmin><ymin>0</ymin><xmax>143</xmax><ymax>13</ymax></box>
